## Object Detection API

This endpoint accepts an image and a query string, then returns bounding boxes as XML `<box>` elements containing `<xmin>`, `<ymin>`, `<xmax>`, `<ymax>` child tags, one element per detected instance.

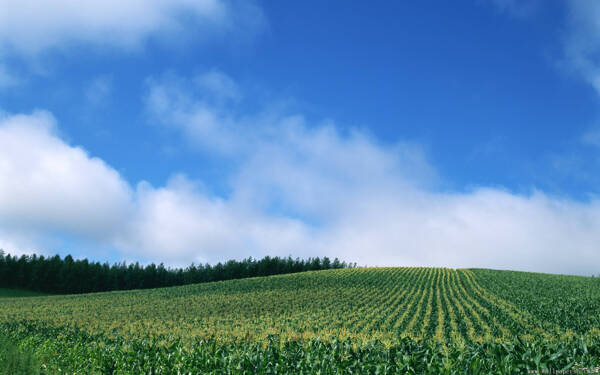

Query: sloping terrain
<box><xmin>1</xmin><ymin>268</ymin><xmax>599</xmax><ymax>373</ymax></box>
<box><xmin>472</xmin><ymin>268</ymin><xmax>600</xmax><ymax>335</ymax></box>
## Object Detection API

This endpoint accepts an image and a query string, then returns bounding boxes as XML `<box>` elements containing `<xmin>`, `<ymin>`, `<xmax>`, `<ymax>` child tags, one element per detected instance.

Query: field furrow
<box><xmin>2</xmin><ymin>265</ymin><xmax>599</xmax><ymax>375</ymax></box>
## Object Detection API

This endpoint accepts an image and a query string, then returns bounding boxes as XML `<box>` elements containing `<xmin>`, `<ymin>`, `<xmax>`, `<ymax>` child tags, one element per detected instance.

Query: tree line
<box><xmin>0</xmin><ymin>250</ymin><xmax>354</xmax><ymax>294</ymax></box>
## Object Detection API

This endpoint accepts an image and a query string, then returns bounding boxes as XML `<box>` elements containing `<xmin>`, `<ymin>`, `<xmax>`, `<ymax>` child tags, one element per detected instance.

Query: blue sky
<box><xmin>1</xmin><ymin>0</ymin><xmax>600</xmax><ymax>274</ymax></box>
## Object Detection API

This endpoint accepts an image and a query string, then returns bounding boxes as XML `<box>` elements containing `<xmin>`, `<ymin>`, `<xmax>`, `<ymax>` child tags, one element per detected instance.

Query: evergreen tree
<box><xmin>0</xmin><ymin>252</ymin><xmax>352</xmax><ymax>294</ymax></box>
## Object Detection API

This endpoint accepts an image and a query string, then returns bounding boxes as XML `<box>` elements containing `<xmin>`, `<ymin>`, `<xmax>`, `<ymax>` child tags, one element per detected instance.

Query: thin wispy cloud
<box><xmin>0</xmin><ymin>63</ymin><xmax>19</xmax><ymax>88</ymax></box>
<box><xmin>0</xmin><ymin>0</ymin><xmax>264</xmax><ymax>55</ymax></box>
<box><xmin>85</xmin><ymin>75</ymin><xmax>113</xmax><ymax>107</ymax></box>
<box><xmin>487</xmin><ymin>0</ymin><xmax>541</xmax><ymax>18</ymax></box>
<box><xmin>582</xmin><ymin>128</ymin><xmax>600</xmax><ymax>148</ymax></box>
<box><xmin>195</xmin><ymin>70</ymin><xmax>241</xmax><ymax>102</ymax></box>
<box><xmin>563</xmin><ymin>0</ymin><xmax>600</xmax><ymax>96</ymax></box>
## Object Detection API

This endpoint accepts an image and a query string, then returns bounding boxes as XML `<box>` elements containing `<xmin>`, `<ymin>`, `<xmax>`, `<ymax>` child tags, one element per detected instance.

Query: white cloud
<box><xmin>231</xmin><ymin>119</ymin><xmax>436</xmax><ymax>220</ymax></box>
<box><xmin>327</xmin><ymin>189</ymin><xmax>600</xmax><ymax>275</ymax></box>
<box><xmin>0</xmin><ymin>0</ymin><xmax>265</xmax><ymax>55</ymax></box>
<box><xmin>138</xmin><ymin>72</ymin><xmax>600</xmax><ymax>275</ymax></box>
<box><xmin>145</xmin><ymin>73</ymin><xmax>244</xmax><ymax>154</ymax></box>
<box><xmin>3</xmin><ymin>81</ymin><xmax>600</xmax><ymax>274</ymax></box>
<box><xmin>115</xmin><ymin>175</ymin><xmax>312</xmax><ymax>265</ymax></box>
<box><xmin>0</xmin><ymin>109</ymin><xmax>314</xmax><ymax>265</ymax></box>
<box><xmin>0</xmin><ymin>111</ymin><xmax>132</xmax><ymax>242</ymax></box>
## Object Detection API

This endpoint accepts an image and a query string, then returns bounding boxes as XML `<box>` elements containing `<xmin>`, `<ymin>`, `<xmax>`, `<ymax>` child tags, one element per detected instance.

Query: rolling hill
<box><xmin>1</xmin><ymin>267</ymin><xmax>599</xmax><ymax>373</ymax></box>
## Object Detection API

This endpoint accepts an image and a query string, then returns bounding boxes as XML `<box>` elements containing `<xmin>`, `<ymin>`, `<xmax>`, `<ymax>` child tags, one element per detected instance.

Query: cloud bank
<box><xmin>2</xmin><ymin>73</ymin><xmax>600</xmax><ymax>275</ymax></box>
<box><xmin>0</xmin><ymin>111</ymin><xmax>132</xmax><ymax>255</ymax></box>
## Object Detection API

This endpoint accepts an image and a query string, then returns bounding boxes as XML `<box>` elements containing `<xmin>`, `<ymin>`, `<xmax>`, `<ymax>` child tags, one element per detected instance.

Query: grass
<box><xmin>0</xmin><ymin>291</ymin><xmax>44</xmax><ymax>373</ymax></box>
<box><xmin>0</xmin><ymin>335</ymin><xmax>39</xmax><ymax>375</ymax></box>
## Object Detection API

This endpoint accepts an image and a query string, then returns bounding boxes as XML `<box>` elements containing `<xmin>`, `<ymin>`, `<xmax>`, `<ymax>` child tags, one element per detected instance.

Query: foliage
<box><xmin>471</xmin><ymin>268</ymin><xmax>600</xmax><ymax>334</ymax></box>
<box><xmin>1</xmin><ymin>267</ymin><xmax>599</xmax><ymax>373</ymax></box>
<box><xmin>0</xmin><ymin>334</ymin><xmax>39</xmax><ymax>375</ymax></box>
<box><xmin>3</xmin><ymin>323</ymin><xmax>600</xmax><ymax>375</ymax></box>
<box><xmin>0</xmin><ymin>249</ymin><xmax>352</xmax><ymax>294</ymax></box>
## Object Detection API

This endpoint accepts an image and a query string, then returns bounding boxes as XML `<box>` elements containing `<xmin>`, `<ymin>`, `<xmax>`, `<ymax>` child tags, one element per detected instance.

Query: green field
<box><xmin>1</xmin><ymin>267</ymin><xmax>599</xmax><ymax>374</ymax></box>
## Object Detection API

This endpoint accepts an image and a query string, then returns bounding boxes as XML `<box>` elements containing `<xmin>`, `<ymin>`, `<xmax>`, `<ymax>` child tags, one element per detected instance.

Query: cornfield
<box><xmin>1</xmin><ymin>267</ymin><xmax>599</xmax><ymax>374</ymax></box>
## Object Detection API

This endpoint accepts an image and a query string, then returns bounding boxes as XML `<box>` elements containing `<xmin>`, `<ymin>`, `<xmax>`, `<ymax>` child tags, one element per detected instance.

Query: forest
<box><xmin>0</xmin><ymin>250</ymin><xmax>352</xmax><ymax>294</ymax></box>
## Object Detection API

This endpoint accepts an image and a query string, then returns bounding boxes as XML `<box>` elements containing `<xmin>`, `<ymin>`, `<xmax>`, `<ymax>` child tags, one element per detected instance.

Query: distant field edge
<box><xmin>0</xmin><ymin>288</ymin><xmax>48</xmax><ymax>298</ymax></box>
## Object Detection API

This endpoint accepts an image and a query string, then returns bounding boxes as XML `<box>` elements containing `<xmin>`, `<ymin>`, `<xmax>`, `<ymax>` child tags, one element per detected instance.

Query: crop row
<box><xmin>2</xmin><ymin>267</ymin><xmax>600</xmax><ymax>373</ymax></box>
<box><xmin>2</xmin><ymin>322</ymin><xmax>600</xmax><ymax>375</ymax></box>
<box><xmin>0</xmin><ymin>267</ymin><xmax>564</xmax><ymax>346</ymax></box>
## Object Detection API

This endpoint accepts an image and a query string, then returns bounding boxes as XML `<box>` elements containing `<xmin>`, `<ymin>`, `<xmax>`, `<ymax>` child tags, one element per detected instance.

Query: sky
<box><xmin>1</xmin><ymin>0</ymin><xmax>600</xmax><ymax>275</ymax></box>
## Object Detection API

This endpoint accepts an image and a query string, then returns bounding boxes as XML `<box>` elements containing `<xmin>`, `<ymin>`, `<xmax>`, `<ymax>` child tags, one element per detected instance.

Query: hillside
<box><xmin>471</xmin><ymin>269</ymin><xmax>600</xmax><ymax>334</ymax></box>
<box><xmin>1</xmin><ymin>267</ymin><xmax>599</xmax><ymax>373</ymax></box>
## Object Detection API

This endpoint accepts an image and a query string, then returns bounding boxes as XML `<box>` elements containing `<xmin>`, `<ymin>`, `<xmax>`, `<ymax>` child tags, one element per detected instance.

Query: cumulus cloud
<box><xmin>0</xmin><ymin>111</ymin><xmax>132</xmax><ymax>241</ymax></box>
<box><xmin>0</xmin><ymin>0</ymin><xmax>265</xmax><ymax>55</ymax></box>
<box><xmin>3</xmin><ymin>77</ymin><xmax>600</xmax><ymax>274</ymax></box>
<box><xmin>138</xmin><ymin>72</ymin><xmax>600</xmax><ymax>275</ymax></box>
<box><xmin>0</xmin><ymin>109</ymin><xmax>317</xmax><ymax>266</ymax></box>
<box><xmin>115</xmin><ymin>175</ymin><xmax>312</xmax><ymax>265</ymax></box>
